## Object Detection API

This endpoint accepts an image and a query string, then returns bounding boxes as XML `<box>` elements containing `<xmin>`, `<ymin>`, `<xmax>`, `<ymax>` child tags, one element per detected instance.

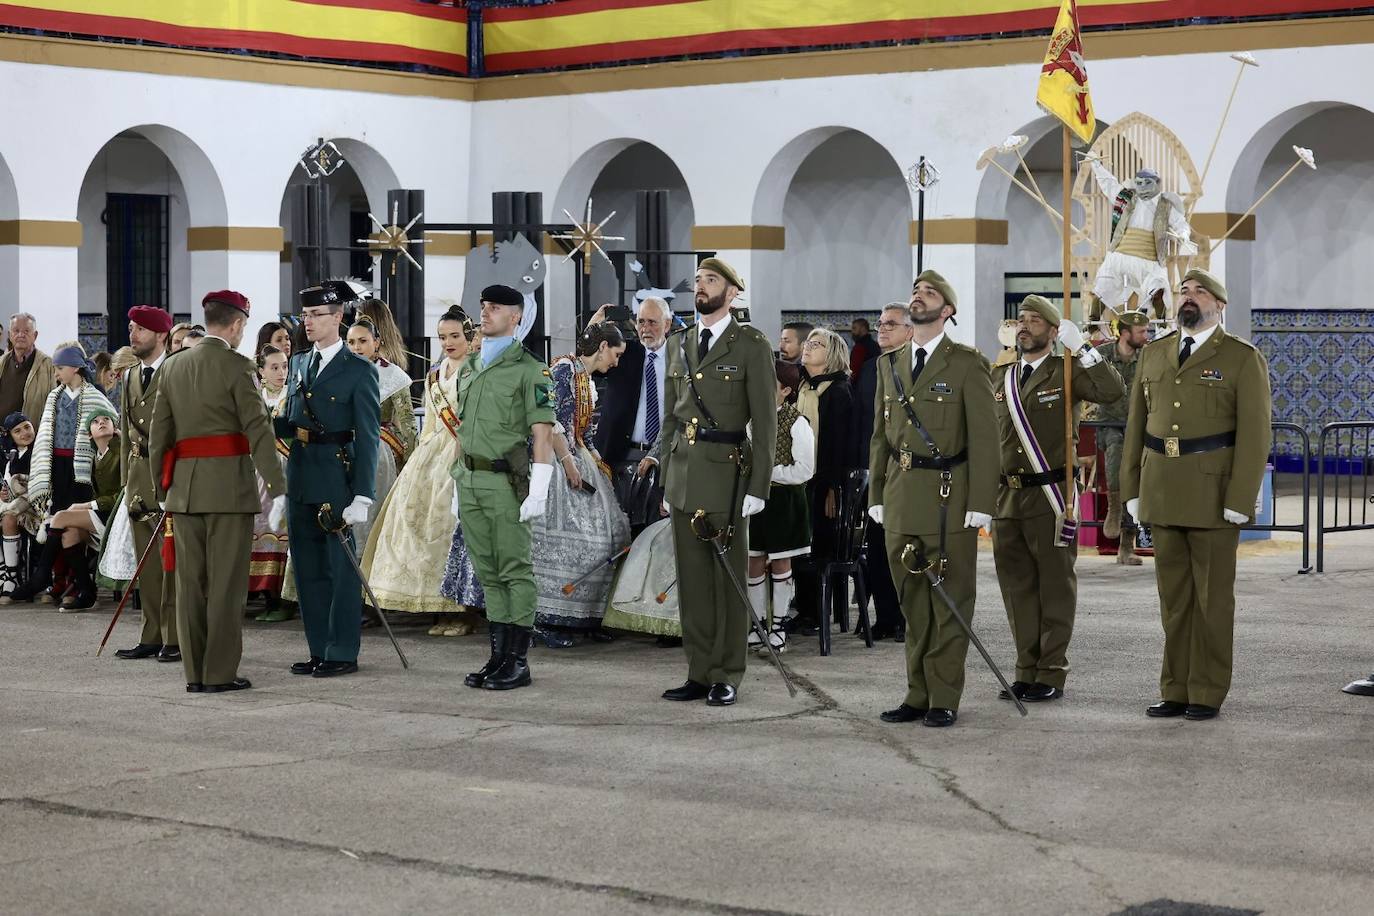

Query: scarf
<box><xmin>1002</xmin><ymin>367</ymin><xmax>1078</xmax><ymax>547</ymax></box>
<box><xmin>28</xmin><ymin>383</ymin><xmax>116</xmax><ymax>514</ymax></box>
<box><xmin>795</xmin><ymin>370</ymin><xmax>844</xmax><ymax>444</ymax></box>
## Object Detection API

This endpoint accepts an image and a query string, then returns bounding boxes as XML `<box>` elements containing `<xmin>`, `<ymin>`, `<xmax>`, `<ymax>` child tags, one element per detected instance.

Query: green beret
<box><xmin>82</xmin><ymin>405</ymin><xmax>119</xmax><ymax>431</ymax></box>
<box><xmin>914</xmin><ymin>269</ymin><xmax>957</xmax><ymax>312</ymax></box>
<box><xmin>698</xmin><ymin>257</ymin><xmax>745</xmax><ymax>291</ymax></box>
<box><xmin>1182</xmin><ymin>268</ymin><xmax>1227</xmax><ymax>303</ymax></box>
<box><xmin>1117</xmin><ymin>310</ymin><xmax>1149</xmax><ymax>328</ymax></box>
<box><xmin>1018</xmin><ymin>294</ymin><xmax>1061</xmax><ymax>326</ymax></box>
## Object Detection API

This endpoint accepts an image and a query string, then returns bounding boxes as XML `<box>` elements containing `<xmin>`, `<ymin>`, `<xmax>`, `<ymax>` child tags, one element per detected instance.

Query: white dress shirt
<box><xmin>631</xmin><ymin>341</ymin><xmax>668</xmax><ymax>445</ymax></box>
<box><xmin>1179</xmin><ymin>322</ymin><xmax>1219</xmax><ymax>357</ymax></box>
<box><xmin>911</xmin><ymin>331</ymin><xmax>946</xmax><ymax>373</ymax></box>
<box><xmin>310</xmin><ymin>337</ymin><xmax>346</xmax><ymax>375</ymax></box>
<box><xmin>696</xmin><ymin>312</ymin><xmax>734</xmax><ymax>358</ymax></box>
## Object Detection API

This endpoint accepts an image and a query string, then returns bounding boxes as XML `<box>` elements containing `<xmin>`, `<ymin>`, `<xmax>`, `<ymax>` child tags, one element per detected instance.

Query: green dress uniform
<box><xmin>990</xmin><ymin>351</ymin><xmax>1124</xmax><ymax>691</ymax></box>
<box><xmin>869</xmin><ymin>338</ymin><xmax>998</xmax><ymax>712</ymax></box>
<box><xmin>274</xmin><ymin>343</ymin><xmax>381</xmax><ymax>665</ymax></box>
<box><xmin>453</xmin><ymin>340</ymin><xmax>555</xmax><ymax>630</ymax></box>
<box><xmin>149</xmin><ymin>337</ymin><xmax>286</xmax><ymax>688</ymax></box>
<box><xmin>1120</xmin><ymin>324</ymin><xmax>1272</xmax><ymax>710</ymax></box>
<box><xmin>1092</xmin><ymin>318</ymin><xmax>1147</xmax><ymax>544</ymax></box>
<box><xmin>120</xmin><ymin>357</ymin><xmax>177</xmax><ymax>650</ymax></box>
<box><xmin>657</xmin><ymin>317</ymin><xmax>776</xmax><ymax>690</ymax></box>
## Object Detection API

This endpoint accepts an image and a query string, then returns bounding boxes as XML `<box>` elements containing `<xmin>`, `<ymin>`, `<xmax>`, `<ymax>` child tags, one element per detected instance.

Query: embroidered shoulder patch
<box><xmin>534</xmin><ymin>383</ymin><xmax>552</xmax><ymax>408</ymax></box>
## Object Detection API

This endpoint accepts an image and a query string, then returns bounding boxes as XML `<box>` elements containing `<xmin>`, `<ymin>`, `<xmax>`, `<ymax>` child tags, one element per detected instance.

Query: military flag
<box><xmin>1036</xmin><ymin>0</ymin><xmax>1095</xmax><ymax>145</ymax></box>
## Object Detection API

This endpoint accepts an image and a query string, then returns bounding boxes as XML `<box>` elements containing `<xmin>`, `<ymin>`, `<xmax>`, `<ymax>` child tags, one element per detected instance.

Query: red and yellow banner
<box><xmin>1036</xmin><ymin>0</ymin><xmax>1095</xmax><ymax>144</ymax></box>
<box><xmin>0</xmin><ymin>0</ymin><xmax>468</xmax><ymax>73</ymax></box>
<box><xmin>482</xmin><ymin>0</ymin><xmax>1363</xmax><ymax>73</ymax></box>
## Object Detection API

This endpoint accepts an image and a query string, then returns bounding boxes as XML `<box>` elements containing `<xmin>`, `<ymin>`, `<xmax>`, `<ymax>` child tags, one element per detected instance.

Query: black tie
<box><xmin>306</xmin><ymin>351</ymin><xmax>321</xmax><ymax>386</ymax></box>
<box><xmin>1020</xmin><ymin>363</ymin><xmax>1034</xmax><ymax>389</ymax></box>
<box><xmin>697</xmin><ymin>328</ymin><xmax>712</xmax><ymax>365</ymax></box>
<box><xmin>1179</xmin><ymin>337</ymin><xmax>1194</xmax><ymax>366</ymax></box>
<box><xmin>141</xmin><ymin>366</ymin><xmax>153</xmax><ymax>390</ymax></box>
<box><xmin>913</xmin><ymin>347</ymin><xmax>926</xmax><ymax>378</ymax></box>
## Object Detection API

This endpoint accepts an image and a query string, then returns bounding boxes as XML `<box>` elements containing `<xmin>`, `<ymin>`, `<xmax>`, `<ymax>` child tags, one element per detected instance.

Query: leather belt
<box><xmin>1002</xmin><ymin>467</ymin><xmax>1069</xmax><ymax>489</ymax></box>
<box><xmin>1145</xmin><ymin>430</ymin><xmax>1236</xmax><ymax>457</ymax></box>
<box><xmin>294</xmin><ymin>427</ymin><xmax>354</xmax><ymax>445</ymax></box>
<box><xmin>628</xmin><ymin>439</ymin><xmax>655</xmax><ymax>451</ymax></box>
<box><xmin>685</xmin><ymin>426</ymin><xmax>746</xmax><ymax>445</ymax></box>
<box><xmin>898</xmin><ymin>449</ymin><xmax>967</xmax><ymax>472</ymax></box>
<box><xmin>464</xmin><ymin>454</ymin><xmax>512</xmax><ymax>473</ymax></box>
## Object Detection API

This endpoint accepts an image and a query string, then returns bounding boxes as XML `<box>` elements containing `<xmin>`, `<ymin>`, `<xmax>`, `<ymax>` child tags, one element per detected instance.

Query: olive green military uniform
<box><xmin>657</xmin><ymin>318</ymin><xmax>776</xmax><ymax>689</ymax></box>
<box><xmin>453</xmin><ymin>343</ymin><xmax>555</xmax><ymax>629</ymax></box>
<box><xmin>1093</xmin><ymin>320</ymin><xmax>1147</xmax><ymax>543</ymax></box>
<box><xmin>870</xmin><ymin>339</ymin><xmax>999</xmax><ymax>711</ymax></box>
<box><xmin>148</xmin><ymin>339</ymin><xmax>286</xmax><ymax>687</ymax></box>
<box><xmin>1120</xmin><ymin>325</ymin><xmax>1271</xmax><ymax>709</ymax></box>
<box><xmin>991</xmin><ymin>351</ymin><xmax>1124</xmax><ymax>690</ymax></box>
<box><xmin>120</xmin><ymin>358</ymin><xmax>176</xmax><ymax>648</ymax></box>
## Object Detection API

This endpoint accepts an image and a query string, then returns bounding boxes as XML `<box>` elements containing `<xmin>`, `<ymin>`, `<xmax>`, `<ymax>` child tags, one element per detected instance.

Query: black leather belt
<box><xmin>688</xmin><ymin>428</ymin><xmax>746</xmax><ymax>445</ymax></box>
<box><xmin>464</xmin><ymin>454</ymin><xmax>512</xmax><ymax>473</ymax></box>
<box><xmin>628</xmin><ymin>440</ymin><xmax>655</xmax><ymax>451</ymax></box>
<box><xmin>899</xmin><ymin>449</ymin><xmax>967</xmax><ymax>471</ymax></box>
<box><xmin>1145</xmin><ymin>430</ymin><xmax>1236</xmax><ymax>457</ymax></box>
<box><xmin>294</xmin><ymin>427</ymin><xmax>354</xmax><ymax>445</ymax></box>
<box><xmin>1002</xmin><ymin>467</ymin><xmax>1069</xmax><ymax>489</ymax></box>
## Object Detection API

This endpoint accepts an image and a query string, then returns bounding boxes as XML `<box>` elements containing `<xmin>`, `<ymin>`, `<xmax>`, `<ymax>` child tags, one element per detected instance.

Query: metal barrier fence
<box><xmin>1316</xmin><ymin>421</ymin><xmax>1374</xmax><ymax>573</ymax></box>
<box><xmin>1079</xmin><ymin>419</ymin><xmax>1311</xmax><ymax>573</ymax></box>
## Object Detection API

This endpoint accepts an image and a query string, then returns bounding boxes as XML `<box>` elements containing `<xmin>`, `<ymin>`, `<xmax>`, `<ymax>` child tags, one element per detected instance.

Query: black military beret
<box><xmin>480</xmin><ymin>284</ymin><xmax>523</xmax><ymax>307</ymax></box>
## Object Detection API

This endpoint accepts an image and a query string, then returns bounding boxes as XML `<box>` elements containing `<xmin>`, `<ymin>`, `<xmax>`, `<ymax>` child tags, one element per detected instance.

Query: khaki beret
<box><xmin>1018</xmin><ymin>294</ymin><xmax>1061</xmax><ymax>326</ymax></box>
<box><xmin>1117</xmin><ymin>310</ymin><xmax>1150</xmax><ymax>328</ymax></box>
<box><xmin>1182</xmin><ymin>268</ymin><xmax>1227</xmax><ymax>303</ymax></box>
<box><xmin>698</xmin><ymin>257</ymin><xmax>745</xmax><ymax>291</ymax></box>
<box><xmin>913</xmin><ymin>269</ymin><xmax>957</xmax><ymax>312</ymax></box>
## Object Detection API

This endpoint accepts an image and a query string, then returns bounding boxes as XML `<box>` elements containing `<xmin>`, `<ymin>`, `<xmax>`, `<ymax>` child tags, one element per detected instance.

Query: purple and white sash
<box><xmin>1004</xmin><ymin>367</ymin><xmax>1078</xmax><ymax>547</ymax></box>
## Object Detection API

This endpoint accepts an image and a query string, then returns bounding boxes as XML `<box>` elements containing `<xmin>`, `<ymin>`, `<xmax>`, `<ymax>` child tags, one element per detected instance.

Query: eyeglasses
<box><xmin>802</xmin><ymin>339</ymin><xmax>827</xmax><ymax>350</ymax></box>
<box><xmin>876</xmin><ymin>320</ymin><xmax>909</xmax><ymax>330</ymax></box>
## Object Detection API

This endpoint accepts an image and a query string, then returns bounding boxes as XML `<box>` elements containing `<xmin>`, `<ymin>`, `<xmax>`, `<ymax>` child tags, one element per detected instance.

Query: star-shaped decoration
<box><xmin>906</xmin><ymin>159</ymin><xmax>941</xmax><ymax>193</ymax></box>
<box><xmin>298</xmin><ymin>138</ymin><xmax>345</xmax><ymax>179</ymax></box>
<box><xmin>357</xmin><ymin>200</ymin><xmax>427</xmax><ymax>273</ymax></box>
<box><xmin>551</xmin><ymin>199</ymin><xmax>626</xmax><ymax>275</ymax></box>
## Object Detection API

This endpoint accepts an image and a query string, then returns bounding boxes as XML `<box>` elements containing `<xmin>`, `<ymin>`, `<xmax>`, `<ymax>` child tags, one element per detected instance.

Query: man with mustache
<box><xmin>869</xmin><ymin>270</ymin><xmax>998</xmax><ymax>728</ymax></box>
<box><xmin>1093</xmin><ymin>310</ymin><xmax>1152</xmax><ymax>564</ymax></box>
<box><xmin>990</xmin><ymin>296</ymin><xmax>1124</xmax><ymax>704</ymax></box>
<box><xmin>1121</xmin><ymin>269</ymin><xmax>1271</xmax><ymax>721</ymax></box>
<box><xmin>655</xmin><ymin>258</ymin><xmax>776</xmax><ymax>707</ymax></box>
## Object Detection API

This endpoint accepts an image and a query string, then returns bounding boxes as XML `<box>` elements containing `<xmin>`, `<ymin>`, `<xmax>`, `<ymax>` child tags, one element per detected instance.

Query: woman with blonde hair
<box><xmin>354</xmin><ymin>299</ymin><xmax>409</xmax><ymax>367</ymax></box>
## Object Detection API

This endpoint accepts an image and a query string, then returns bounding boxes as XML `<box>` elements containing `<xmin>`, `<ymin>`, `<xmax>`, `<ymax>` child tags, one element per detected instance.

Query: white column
<box><xmin>226</xmin><ymin>250</ymin><xmax>283</xmax><ymax>355</ymax></box>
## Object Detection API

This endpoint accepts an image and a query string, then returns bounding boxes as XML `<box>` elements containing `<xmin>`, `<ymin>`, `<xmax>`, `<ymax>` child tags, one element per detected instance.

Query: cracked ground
<box><xmin>3</xmin><ymin>536</ymin><xmax>1373</xmax><ymax>915</ymax></box>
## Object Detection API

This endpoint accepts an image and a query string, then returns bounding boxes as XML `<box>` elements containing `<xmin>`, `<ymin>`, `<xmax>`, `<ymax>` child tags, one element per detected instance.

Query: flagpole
<box><xmin>1061</xmin><ymin>125</ymin><xmax>1076</xmax><ymax>524</ymax></box>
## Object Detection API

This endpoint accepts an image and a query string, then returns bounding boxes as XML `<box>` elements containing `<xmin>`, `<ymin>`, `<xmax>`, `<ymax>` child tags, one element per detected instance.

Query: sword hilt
<box><xmin>317</xmin><ymin>502</ymin><xmax>347</xmax><ymax>533</ymax></box>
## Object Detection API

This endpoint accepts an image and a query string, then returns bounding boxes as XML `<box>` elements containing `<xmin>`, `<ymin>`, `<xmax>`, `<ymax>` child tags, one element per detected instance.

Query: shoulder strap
<box><xmin>679</xmin><ymin>334</ymin><xmax>720</xmax><ymax>430</ymax></box>
<box><xmin>886</xmin><ymin>352</ymin><xmax>942</xmax><ymax>459</ymax></box>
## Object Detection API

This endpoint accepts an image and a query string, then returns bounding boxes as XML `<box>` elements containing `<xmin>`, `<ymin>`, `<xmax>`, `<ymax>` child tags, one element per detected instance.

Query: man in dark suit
<box><xmin>856</xmin><ymin>303</ymin><xmax>913</xmax><ymax>642</ymax></box>
<box><xmin>590</xmin><ymin>297</ymin><xmax>670</xmax><ymax>532</ymax></box>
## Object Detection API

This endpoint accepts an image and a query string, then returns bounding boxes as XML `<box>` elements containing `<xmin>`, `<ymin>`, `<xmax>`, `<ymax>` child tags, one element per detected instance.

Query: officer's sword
<box><xmin>318</xmin><ymin>504</ymin><xmax>410</xmax><ymax>669</ymax></box>
<box><xmin>900</xmin><ymin>542</ymin><xmax>1027</xmax><ymax>717</ymax></box>
<box><xmin>96</xmin><ymin>510</ymin><xmax>168</xmax><ymax>656</ymax></box>
<box><xmin>690</xmin><ymin>510</ymin><xmax>798</xmax><ymax>698</ymax></box>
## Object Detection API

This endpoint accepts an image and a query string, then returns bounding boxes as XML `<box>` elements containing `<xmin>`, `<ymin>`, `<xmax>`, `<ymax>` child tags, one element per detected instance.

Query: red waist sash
<box><xmin>52</xmin><ymin>448</ymin><xmax>75</xmax><ymax>457</ymax></box>
<box><xmin>160</xmin><ymin>433</ymin><xmax>250</xmax><ymax>489</ymax></box>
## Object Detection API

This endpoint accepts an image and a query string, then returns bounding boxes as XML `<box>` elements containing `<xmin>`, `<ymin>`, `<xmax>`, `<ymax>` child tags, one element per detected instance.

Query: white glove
<box><xmin>450</xmin><ymin>486</ymin><xmax>461</xmax><ymax>520</ymax></box>
<box><xmin>741</xmin><ymin>495</ymin><xmax>766</xmax><ymax>518</ymax></box>
<box><xmin>519</xmin><ymin>463</ymin><xmax>554</xmax><ymax>522</ymax></box>
<box><xmin>341</xmin><ymin>495</ymin><xmax>372</xmax><ymax>526</ymax></box>
<box><xmin>1223</xmin><ymin>508</ymin><xmax>1249</xmax><ymax>525</ymax></box>
<box><xmin>965</xmin><ymin>511</ymin><xmax>991</xmax><ymax>529</ymax></box>
<box><xmin>1125</xmin><ymin>497</ymin><xmax>1141</xmax><ymax>520</ymax></box>
<box><xmin>1077</xmin><ymin>345</ymin><xmax>1103</xmax><ymax>368</ymax></box>
<box><xmin>1057</xmin><ymin>319</ymin><xmax>1086</xmax><ymax>356</ymax></box>
<box><xmin>661</xmin><ymin>498</ymin><xmax>671</xmax><ymax>517</ymax></box>
<box><xmin>157</xmin><ymin>502</ymin><xmax>167</xmax><ymax>511</ymax></box>
<box><xmin>268</xmin><ymin>495</ymin><xmax>287</xmax><ymax>533</ymax></box>
<box><xmin>868</xmin><ymin>505</ymin><xmax>884</xmax><ymax>526</ymax></box>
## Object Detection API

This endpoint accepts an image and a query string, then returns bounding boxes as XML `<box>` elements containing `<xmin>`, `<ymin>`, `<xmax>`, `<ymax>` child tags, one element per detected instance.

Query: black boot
<box><xmin>482</xmin><ymin>625</ymin><xmax>532</xmax><ymax>690</ymax></box>
<box><xmin>9</xmin><ymin>537</ymin><xmax>58</xmax><ymax>603</ymax></box>
<box><xmin>464</xmin><ymin>623</ymin><xmax>507</xmax><ymax>689</ymax></box>
<box><xmin>59</xmin><ymin>546</ymin><xmax>96</xmax><ymax>611</ymax></box>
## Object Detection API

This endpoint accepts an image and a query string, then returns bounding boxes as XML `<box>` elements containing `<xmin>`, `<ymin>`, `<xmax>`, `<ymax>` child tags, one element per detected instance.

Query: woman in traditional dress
<box><xmin>747</xmin><ymin>360</ymin><xmax>815</xmax><ymax>653</ymax></box>
<box><xmin>0</xmin><ymin>413</ymin><xmax>38</xmax><ymax>601</ymax></box>
<box><xmin>362</xmin><ymin>306</ymin><xmax>475</xmax><ymax>637</ymax></box>
<box><xmin>255</xmin><ymin>321</ymin><xmax>293</xmax><ymax>361</ymax></box>
<box><xmin>529</xmin><ymin>322</ymin><xmax>632</xmax><ymax>646</ymax></box>
<box><xmin>345</xmin><ymin>316</ymin><xmax>418</xmax><ymax>552</ymax></box>
<box><xmin>249</xmin><ymin>345</ymin><xmax>293</xmax><ymax>622</ymax></box>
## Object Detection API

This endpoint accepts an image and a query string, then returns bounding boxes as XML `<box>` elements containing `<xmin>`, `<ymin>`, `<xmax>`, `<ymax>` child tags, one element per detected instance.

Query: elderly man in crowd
<box><xmin>0</xmin><ymin>313</ymin><xmax>56</xmax><ymax>428</ymax></box>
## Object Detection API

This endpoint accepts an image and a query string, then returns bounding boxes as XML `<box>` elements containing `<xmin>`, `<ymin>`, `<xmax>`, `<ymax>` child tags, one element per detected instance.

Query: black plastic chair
<box><xmin>818</xmin><ymin>469</ymin><xmax>872</xmax><ymax>656</ymax></box>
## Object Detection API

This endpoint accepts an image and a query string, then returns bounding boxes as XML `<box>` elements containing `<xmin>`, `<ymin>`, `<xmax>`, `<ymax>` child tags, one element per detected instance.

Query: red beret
<box><xmin>127</xmin><ymin>305</ymin><xmax>172</xmax><ymax>334</ymax></box>
<box><xmin>203</xmin><ymin>289</ymin><xmax>251</xmax><ymax>316</ymax></box>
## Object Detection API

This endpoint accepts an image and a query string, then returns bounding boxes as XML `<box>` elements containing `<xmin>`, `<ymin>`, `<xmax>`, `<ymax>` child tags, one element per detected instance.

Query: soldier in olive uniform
<box><xmin>654</xmin><ymin>258</ymin><xmax>776</xmax><ymax>708</ymax></box>
<box><xmin>455</xmin><ymin>285</ymin><xmax>556</xmax><ymax>692</ymax></box>
<box><xmin>1093</xmin><ymin>310</ymin><xmax>1151</xmax><ymax>564</ymax></box>
<box><xmin>149</xmin><ymin>291</ymin><xmax>287</xmax><ymax>693</ymax></box>
<box><xmin>869</xmin><ymin>270</ymin><xmax>999</xmax><ymax>728</ymax></box>
<box><xmin>991</xmin><ymin>295</ymin><xmax>1124</xmax><ymax>703</ymax></box>
<box><xmin>113</xmin><ymin>305</ymin><xmax>179</xmax><ymax>663</ymax></box>
<box><xmin>1121</xmin><ymin>269</ymin><xmax>1272</xmax><ymax>721</ymax></box>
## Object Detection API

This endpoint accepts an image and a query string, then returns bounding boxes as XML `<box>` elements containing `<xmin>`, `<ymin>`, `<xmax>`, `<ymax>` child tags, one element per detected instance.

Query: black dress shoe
<box><xmin>312</xmin><ymin>660</ymin><xmax>359</xmax><ymax>678</ymax></box>
<box><xmin>879</xmin><ymin>703</ymin><xmax>927</xmax><ymax>723</ymax></box>
<box><xmin>1147</xmin><ymin>700</ymin><xmax>1187</xmax><ymax>718</ymax></box>
<box><xmin>655</xmin><ymin>635</ymin><xmax>683</xmax><ymax>648</ymax></box>
<box><xmin>866</xmin><ymin>622</ymin><xmax>896</xmax><ymax>641</ymax></box>
<box><xmin>186</xmin><ymin>683</ymin><xmax>204</xmax><ymax>693</ymax></box>
<box><xmin>203</xmin><ymin>678</ymin><xmax>252</xmax><ymax>693</ymax></box>
<box><xmin>588</xmin><ymin>628</ymin><xmax>616</xmax><ymax>643</ymax></box>
<box><xmin>662</xmin><ymin>680</ymin><xmax>709</xmax><ymax>701</ymax></box>
<box><xmin>1022</xmin><ymin>683</ymin><xmax>1063</xmax><ymax>702</ymax></box>
<box><xmin>1184</xmin><ymin>704</ymin><xmax>1219</xmax><ymax>720</ymax></box>
<box><xmin>156</xmin><ymin>645</ymin><xmax>181</xmax><ymax>663</ymax></box>
<box><xmin>998</xmin><ymin>681</ymin><xmax>1032</xmax><ymax>701</ymax></box>
<box><xmin>115</xmin><ymin>643</ymin><xmax>162</xmax><ymax>660</ymax></box>
<box><xmin>706</xmin><ymin>683</ymin><xmax>737</xmax><ymax>706</ymax></box>
<box><xmin>535</xmin><ymin>626</ymin><xmax>574</xmax><ymax>649</ymax></box>
<box><xmin>290</xmin><ymin>656</ymin><xmax>322</xmax><ymax>676</ymax></box>
<box><xmin>923</xmin><ymin>708</ymin><xmax>957</xmax><ymax>727</ymax></box>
